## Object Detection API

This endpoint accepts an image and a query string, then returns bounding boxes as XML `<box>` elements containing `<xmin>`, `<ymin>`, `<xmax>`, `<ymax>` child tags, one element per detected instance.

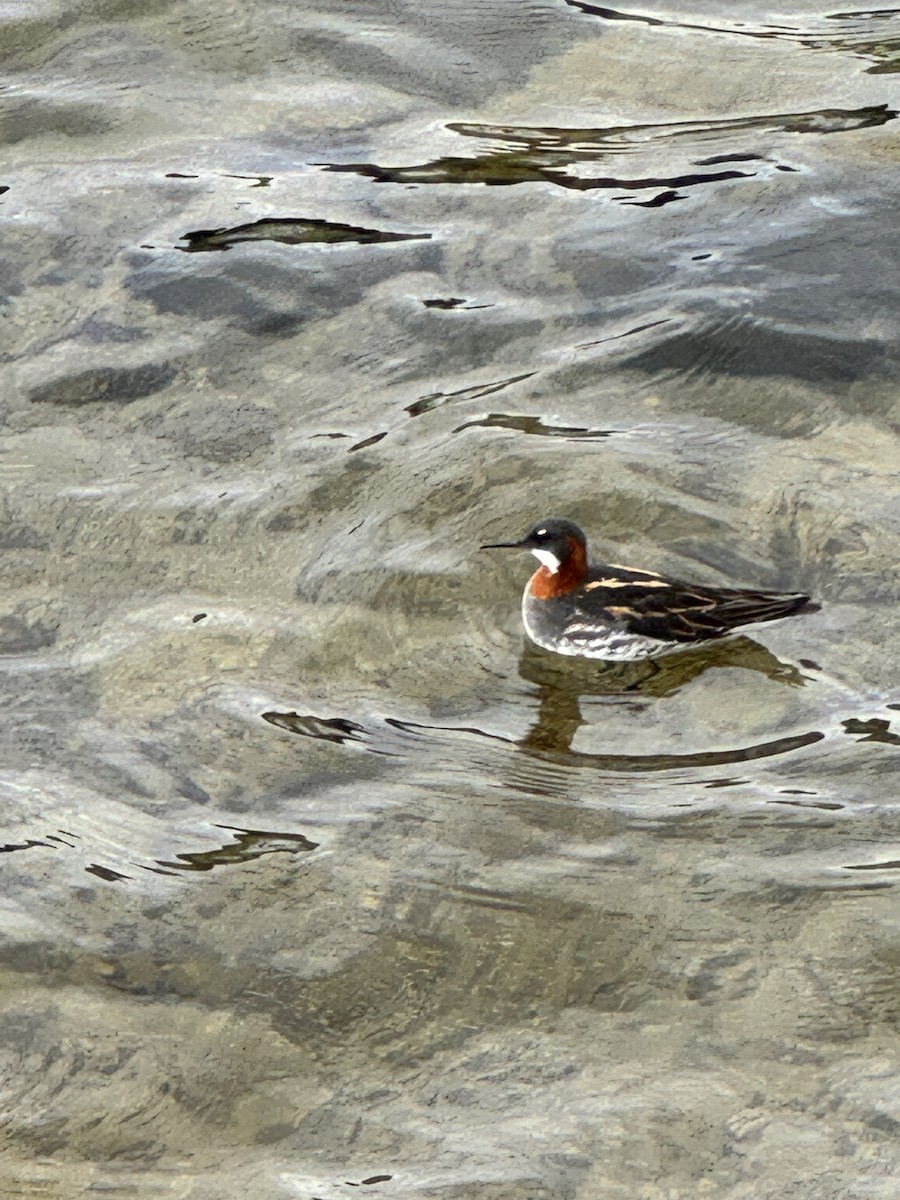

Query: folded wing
<box><xmin>575</xmin><ymin>571</ymin><xmax>813</xmax><ymax>644</ymax></box>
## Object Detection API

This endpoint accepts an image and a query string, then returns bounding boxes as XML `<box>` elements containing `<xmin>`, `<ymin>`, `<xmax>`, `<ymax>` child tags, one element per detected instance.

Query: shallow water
<box><xmin>2</xmin><ymin>1</ymin><xmax>900</xmax><ymax>1197</ymax></box>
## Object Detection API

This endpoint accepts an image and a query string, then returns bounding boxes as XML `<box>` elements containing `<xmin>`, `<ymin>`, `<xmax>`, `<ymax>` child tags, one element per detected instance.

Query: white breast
<box><xmin>521</xmin><ymin>593</ymin><xmax>677</xmax><ymax>660</ymax></box>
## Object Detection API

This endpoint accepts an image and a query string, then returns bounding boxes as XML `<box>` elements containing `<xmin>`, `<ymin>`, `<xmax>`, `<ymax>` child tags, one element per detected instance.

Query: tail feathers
<box><xmin>794</xmin><ymin>596</ymin><xmax>820</xmax><ymax>616</ymax></box>
<box><xmin>719</xmin><ymin>590</ymin><xmax>817</xmax><ymax>628</ymax></box>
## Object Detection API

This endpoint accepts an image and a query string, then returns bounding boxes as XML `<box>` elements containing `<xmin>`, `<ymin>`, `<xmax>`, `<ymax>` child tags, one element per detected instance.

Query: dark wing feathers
<box><xmin>579</xmin><ymin>572</ymin><xmax>811</xmax><ymax>643</ymax></box>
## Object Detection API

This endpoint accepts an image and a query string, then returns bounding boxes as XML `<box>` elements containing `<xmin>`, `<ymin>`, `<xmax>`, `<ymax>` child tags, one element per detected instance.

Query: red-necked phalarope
<box><xmin>482</xmin><ymin>517</ymin><xmax>817</xmax><ymax>661</ymax></box>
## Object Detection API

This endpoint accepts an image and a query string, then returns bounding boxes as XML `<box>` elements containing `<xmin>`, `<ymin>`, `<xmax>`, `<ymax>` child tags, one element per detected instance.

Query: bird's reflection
<box><xmin>518</xmin><ymin>636</ymin><xmax>811</xmax><ymax>756</ymax></box>
<box><xmin>261</xmin><ymin>637</ymin><xmax>821</xmax><ymax>778</ymax></box>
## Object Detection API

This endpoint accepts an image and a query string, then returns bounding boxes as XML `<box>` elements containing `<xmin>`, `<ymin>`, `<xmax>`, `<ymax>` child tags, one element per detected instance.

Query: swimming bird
<box><xmin>482</xmin><ymin>517</ymin><xmax>816</xmax><ymax>661</ymax></box>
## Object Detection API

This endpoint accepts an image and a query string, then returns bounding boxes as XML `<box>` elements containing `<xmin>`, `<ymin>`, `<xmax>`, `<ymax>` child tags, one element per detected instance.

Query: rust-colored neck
<box><xmin>529</xmin><ymin>537</ymin><xmax>587</xmax><ymax>600</ymax></box>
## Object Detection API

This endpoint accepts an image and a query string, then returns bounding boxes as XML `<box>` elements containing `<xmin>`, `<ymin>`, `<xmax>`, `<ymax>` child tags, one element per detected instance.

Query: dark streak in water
<box><xmin>694</xmin><ymin>152</ymin><xmax>766</xmax><ymax>166</ymax></box>
<box><xmin>842</xmin><ymin>717</ymin><xmax>900</xmax><ymax>744</ymax></box>
<box><xmin>321</xmin><ymin>104</ymin><xmax>895</xmax><ymax>201</ymax></box>
<box><xmin>385</xmin><ymin>717</ymin><xmax>825</xmax><ymax>774</ymax></box>
<box><xmin>533</xmin><ymin>730</ymin><xmax>827</xmax><ymax>773</ymax></box>
<box><xmin>446</xmin><ymin>105</ymin><xmax>896</xmax><ymax>151</ymax></box>
<box><xmin>453</xmin><ymin>412</ymin><xmax>614</xmax><ymax>439</ymax></box>
<box><xmin>565</xmin><ymin>3</ymin><xmax>900</xmax><ymax>74</ymax></box>
<box><xmin>156</xmin><ymin>825</ymin><xmax>318</xmax><ymax>872</ymax></box>
<box><xmin>263</xmin><ymin>711</ymin><xmax>394</xmax><ymax>755</ymax></box>
<box><xmin>773</xmin><ymin>799</ymin><xmax>845</xmax><ymax>810</ymax></box>
<box><xmin>349</xmin><ymin>431</ymin><xmax>389</xmax><ymax>453</ymax></box>
<box><xmin>406</xmin><ymin>371</ymin><xmax>536</xmax><ymax>417</ymax></box>
<box><xmin>844</xmin><ymin>859</ymin><xmax>900</xmax><ymax>870</ymax></box>
<box><xmin>576</xmin><ymin>317</ymin><xmax>672</xmax><ymax>350</ymax></box>
<box><xmin>324</xmin><ymin>156</ymin><xmax>753</xmax><ymax>194</ymax></box>
<box><xmin>262</xmin><ymin>711</ymin><xmax>366</xmax><ymax>744</ymax></box>
<box><xmin>620</xmin><ymin>189</ymin><xmax>685</xmax><ymax>207</ymax></box>
<box><xmin>177</xmin><ymin>216</ymin><xmax>431</xmax><ymax>253</ymax></box>
<box><xmin>385</xmin><ymin>717</ymin><xmax>514</xmax><ymax>745</ymax></box>
<box><xmin>423</xmin><ymin>297</ymin><xmax>495</xmax><ymax>310</ymax></box>
<box><xmin>223</xmin><ymin>173</ymin><xmax>273</xmax><ymax>187</ymax></box>
<box><xmin>452</xmin><ymin>106</ymin><xmax>898</xmax><ymax>142</ymax></box>
<box><xmin>86</xmin><ymin>863</ymin><xmax>132</xmax><ymax>883</ymax></box>
<box><xmin>567</xmin><ymin>0</ymin><xmax>801</xmax><ymax>37</ymax></box>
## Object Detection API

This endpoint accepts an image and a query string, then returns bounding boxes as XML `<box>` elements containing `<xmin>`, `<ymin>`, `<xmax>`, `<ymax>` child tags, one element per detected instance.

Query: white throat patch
<box><xmin>531</xmin><ymin>547</ymin><xmax>562</xmax><ymax>574</ymax></box>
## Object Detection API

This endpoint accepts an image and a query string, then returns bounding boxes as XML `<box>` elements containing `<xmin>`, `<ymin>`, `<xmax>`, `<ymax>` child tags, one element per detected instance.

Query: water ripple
<box><xmin>452</xmin><ymin>413</ymin><xmax>614</xmax><ymax>439</ymax></box>
<box><xmin>177</xmin><ymin>216</ymin><xmax>431</xmax><ymax>253</ymax></box>
<box><xmin>322</xmin><ymin>105</ymin><xmax>896</xmax><ymax>202</ymax></box>
<box><xmin>565</xmin><ymin>2</ymin><xmax>900</xmax><ymax>74</ymax></box>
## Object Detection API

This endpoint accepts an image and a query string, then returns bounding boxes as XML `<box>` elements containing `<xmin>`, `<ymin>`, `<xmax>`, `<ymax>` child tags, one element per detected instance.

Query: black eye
<box><xmin>532</xmin><ymin>527</ymin><xmax>549</xmax><ymax>542</ymax></box>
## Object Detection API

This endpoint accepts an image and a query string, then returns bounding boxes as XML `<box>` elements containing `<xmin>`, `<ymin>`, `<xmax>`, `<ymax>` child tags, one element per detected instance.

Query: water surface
<box><xmin>2</xmin><ymin>1</ymin><xmax>900</xmax><ymax>1197</ymax></box>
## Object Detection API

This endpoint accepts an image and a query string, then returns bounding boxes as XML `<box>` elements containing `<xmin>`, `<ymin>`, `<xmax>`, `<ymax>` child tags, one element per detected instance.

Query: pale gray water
<box><xmin>2</xmin><ymin>2</ymin><xmax>900</xmax><ymax>1197</ymax></box>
